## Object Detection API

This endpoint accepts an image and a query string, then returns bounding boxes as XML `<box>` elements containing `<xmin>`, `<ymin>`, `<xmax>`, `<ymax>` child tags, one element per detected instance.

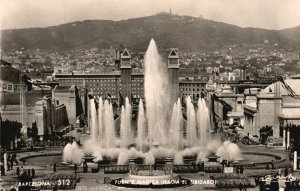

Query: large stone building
<box><xmin>243</xmin><ymin>79</ymin><xmax>300</xmax><ymax>148</ymax></box>
<box><xmin>54</xmin><ymin>48</ymin><xmax>272</xmax><ymax>107</ymax></box>
<box><xmin>0</xmin><ymin>60</ymin><xmax>26</xmax><ymax>105</ymax></box>
<box><xmin>212</xmin><ymin>84</ymin><xmax>244</xmax><ymax>125</ymax></box>
<box><xmin>0</xmin><ymin>60</ymin><xmax>83</xmax><ymax>138</ymax></box>
<box><xmin>52</xmin><ymin>85</ymin><xmax>84</xmax><ymax>126</ymax></box>
<box><xmin>54</xmin><ymin>48</ymin><xmax>211</xmax><ymax>106</ymax></box>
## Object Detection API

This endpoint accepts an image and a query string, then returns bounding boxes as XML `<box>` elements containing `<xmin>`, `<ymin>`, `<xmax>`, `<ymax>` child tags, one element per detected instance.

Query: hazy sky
<box><xmin>1</xmin><ymin>0</ymin><xmax>300</xmax><ymax>30</ymax></box>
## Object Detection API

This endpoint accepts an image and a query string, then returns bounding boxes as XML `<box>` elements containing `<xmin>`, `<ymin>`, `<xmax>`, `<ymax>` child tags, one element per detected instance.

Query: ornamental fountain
<box><xmin>62</xmin><ymin>39</ymin><xmax>242</xmax><ymax>187</ymax></box>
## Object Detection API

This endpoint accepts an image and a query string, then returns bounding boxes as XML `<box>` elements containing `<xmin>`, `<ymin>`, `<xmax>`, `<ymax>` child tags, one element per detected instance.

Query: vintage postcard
<box><xmin>1</xmin><ymin>0</ymin><xmax>300</xmax><ymax>190</ymax></box>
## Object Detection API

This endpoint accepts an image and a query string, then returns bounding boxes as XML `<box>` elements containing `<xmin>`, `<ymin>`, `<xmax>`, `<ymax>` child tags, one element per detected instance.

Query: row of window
<box><xmin>180</xmin><ymin>84</ymin><xmax>203</xmax><ymax>87</ymax></box>
<box><xmin>132</xmin><ymin>79</ymin><xmax>143</xmax><ymax>82</ymax></box>
<box><xmin>89</xmin><ymin>83</ymin><xmax>117</xmax><ymax>87</ymax></box>
<box><xmin>91</xmin><ymin>87</ymin><xmax>117</xmax><ymax>91</ymax></box>
<box><xmin>132</xmin><ymin>92</ymin><xmax>143</xmax><ymax>95</ymax></box>
<box><xmin>60</xmin><ymin>79</ymin><xmax>144</xmax><ymax>83</ymax></box>
<box><xmin>61</xmin><ymin>79</ymin><xmax>118</xmax><ymax>83</ymax></box>
<box><xmin>59</xmin><ymin>81</ymin><xmax>205</xmax><ymax>93</ymax></box>
<box><xmin>56</xmin><ymin>75</ymin><xmax>119</xmax><ymax>78</ymax></box>
<box><xmin>182</xmin><ymin>93</ymin><xmax>200</xmax><ymax>97</ymax></box>
<box><xmin>181</xmin><ymin>88</ymin><xmax>201</xmax><ymax>91</ymax></box>
<box><xmin>58</xmin><ymin>82</ymin><xmax>205</xmax><ymax>95</ymax></box>
<box><xmin>59</xmin><ymin>80</ymin><xmax>209</xmax><ymax>88</ymax></box>
<box><xmin>92</xmin><ymin>91</ymin><xmax>117</xmax><ymax>95</ymax></box>
<box><xmin>61</xmin><ymin>81</ymin><xmax>117</xmax><ymax>87</ymax></box>
<box><xmin>132</xmin><ymin>95</ymin><xmax>143</xmax><ymax>98</ymax></box>
<box><xmin>1</xmin><ymin>83</ymin><xmax>24</xmax><ymax>92</ymax></box>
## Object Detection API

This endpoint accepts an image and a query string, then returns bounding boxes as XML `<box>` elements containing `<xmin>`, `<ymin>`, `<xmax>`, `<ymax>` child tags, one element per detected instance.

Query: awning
<box><xmin>278</xmin><ymin>114</ymin><xmax>300</xmax><ymax>120</ymax></box>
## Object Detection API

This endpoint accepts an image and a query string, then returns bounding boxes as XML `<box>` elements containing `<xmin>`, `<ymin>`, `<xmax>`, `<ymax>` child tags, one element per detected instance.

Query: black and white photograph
<box><xmin>1</xmin><ymin>0</ymin><xmax>300</xmax><ymax>190</ymax></box>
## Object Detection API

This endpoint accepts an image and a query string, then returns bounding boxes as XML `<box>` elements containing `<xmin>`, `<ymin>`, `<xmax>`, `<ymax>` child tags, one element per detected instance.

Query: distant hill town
<box><xmin>2</xmin><ymin>12</ymin><xmax>300</xmax><ymax>52</ymax></box>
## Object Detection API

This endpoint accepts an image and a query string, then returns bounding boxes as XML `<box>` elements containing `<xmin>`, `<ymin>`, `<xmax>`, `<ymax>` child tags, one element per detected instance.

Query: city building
<box><xmin>52</xmin><ymin>85</ymin><xmax>85</xmax><ymax>126</ymax></box>
<box><xmin>212</xmin><ymin>85</ymin><xmax>244</xmax><ymax>125</ymax></box>
<box><xmin>0</xmin><ymin>60</ymin><xmax>82</xmax><ymax>138</ymax></box>
<box><xmin>54</xmin><ymin>48</ymin><xmax>180</xmax><ymax>105</ymax></box>
<box><xmin>0</xmin><ymin>60</ymin><xmax>26</xmax><ymax>105</ymax></box>
<box><xmin>243</xmin><ymin>79</ymin><xmax>300</xmax><ymax>148</ymax></box>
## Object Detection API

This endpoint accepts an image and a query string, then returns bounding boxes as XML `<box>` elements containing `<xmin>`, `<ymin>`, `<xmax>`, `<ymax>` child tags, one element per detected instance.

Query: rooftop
<box><xmin>259</xmin><ymin>79</ymin><xmax>300</xmax><ymax>97</ymax></box>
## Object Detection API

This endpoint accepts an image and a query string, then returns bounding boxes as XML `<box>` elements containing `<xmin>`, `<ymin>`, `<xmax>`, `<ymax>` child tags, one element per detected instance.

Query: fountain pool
<box><xmin>61</xmin><ymin>39</ymin><xmax>246</xmax><ymax>188</ymax></box>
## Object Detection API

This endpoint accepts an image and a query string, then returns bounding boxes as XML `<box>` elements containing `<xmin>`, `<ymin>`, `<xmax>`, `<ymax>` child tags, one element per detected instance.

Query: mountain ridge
<box><xmin>2</xmin><ymin>13</ymin><xmax>300</xmax><ymax>52</ymax></box>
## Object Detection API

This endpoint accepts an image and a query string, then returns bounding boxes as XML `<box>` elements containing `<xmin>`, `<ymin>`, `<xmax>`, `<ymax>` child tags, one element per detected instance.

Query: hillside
<box><xmin>2</xmin><ymin>13</ymin><xmax>300</xmax><ymax>51</ymax></box>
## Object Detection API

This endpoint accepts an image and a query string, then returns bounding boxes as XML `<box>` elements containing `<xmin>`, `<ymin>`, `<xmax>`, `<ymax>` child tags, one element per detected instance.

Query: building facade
<box><xmin>54</xmin><ymin>48</ymin><xmax>182</xmax><ymax>104</ymax></box>
<box><xmin>0</xmin><ymin>60</ymin><xmax>77</xmax><ymax>137</ymax></box>
<box><xmin>243</xmin><ymin>79</ymin><xmax>300</xmax><ymax>148</ymax></box>
<box><xmin>52</xmin><ymin>85</ymin><xmax>84</xmax><ymax>126</ymax></box>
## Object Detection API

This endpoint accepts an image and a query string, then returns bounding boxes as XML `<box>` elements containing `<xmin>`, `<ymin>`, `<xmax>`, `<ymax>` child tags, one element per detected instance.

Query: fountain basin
<box><xmin>204</xmin><ymin>162</ymin><xmax>223</xmax><ymax>173</ymax></box>
<box><xmin>82</xmin><ymin>155</ymin><xmax>96</xmax><ymax>163</ymax></box>
<box><xmin>128</xmin><ymin>173</ymin><xmax>173</xmax><ymax>180</ymax></box>
<box><xmin>137</xmin><ymin>170</ymin><xmax>166</xmax><ymax>176</ymax></box>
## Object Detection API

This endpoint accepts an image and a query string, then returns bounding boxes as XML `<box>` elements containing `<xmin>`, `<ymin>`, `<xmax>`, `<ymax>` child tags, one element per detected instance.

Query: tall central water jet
<box><xmin>144</xmin><ymin>39</ymin><xmax>170</xmax><ymax>146</ymax></box>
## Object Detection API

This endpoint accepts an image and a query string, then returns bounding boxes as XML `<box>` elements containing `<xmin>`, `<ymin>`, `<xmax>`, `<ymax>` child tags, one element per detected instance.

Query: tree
<box><xmin>0</xmin><ymin>120</ymin><xmax>22</xmax><ymax>149</ymax></box>
<box><xmin>259</xmin><ymin>125</ymin><xmax>273</xmax><ymax>144</ymax></box>
<box><xmin>28</xmin><ymin>122</ymin><xmax>39</xmax><ymax>141</ymax></box>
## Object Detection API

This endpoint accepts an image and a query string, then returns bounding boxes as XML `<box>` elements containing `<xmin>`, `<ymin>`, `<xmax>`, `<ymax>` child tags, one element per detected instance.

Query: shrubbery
<box><xmin>0</xmin><ymin>119</ymin><xmax>22</xmax><ymax>149</ymax></box>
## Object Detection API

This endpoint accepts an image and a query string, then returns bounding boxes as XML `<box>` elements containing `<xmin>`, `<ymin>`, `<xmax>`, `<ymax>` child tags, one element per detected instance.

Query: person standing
<box><xmin>266</xmin><ymin>164</ymin><xmax>269</xmax><ymax>169</ymax></box>
<box><xmin>74</xmin><ymin>163</ymin><xmax>77</xmax><ymax>174</ymax></box>
<box><xmin>83</xmin><ymin>162</ymin><xmax>88</xmax><ymax>173</ymax></box>
<box><xmin>197</xmin><ymin>162</ymin><xmax>202</xmax><ymax>172</ymax></box>
<box><xmin>192</xmin><ymin>162</ymin><xmax>196</xmax><ymax>172</ymax></box>
<box><xmin>240</xmin><ymin>165</ymin><xmax>244</xmax><ymax>174</ymax></box>
<box><xmin>271</xmin><ymin>160</ymin><xmax>275</xmax><ymax>169</ymax></box>
<box><xmin>31</xmin><ymin>168</ymin><xmax>35</xmax><ymax>178</ymax></box>
<box><xmin>7</xmin><ymin>154</ymin><xmax>11</xmax><ymax>170</ymax></box>
<box><xmin>255</xmin><ymin>176</ymin><xmax>259</xmax><ymax>186</ymax></box>
<box><xmin>53</xmin><ymin>184</ymin><xmax>58</xmax><ymax>191</ymax></box>
<box><xmin>239</xmin><ymin>182</ymin><xmax>243</xmax><ymax>191</ymax></box>
<box><xmin>27</xmin><ymin>169</ymin><xmax>31</xmax><ymax>177</ymax></box>
<box><xmin>10</xmin><ymin>157</ymin><xmax>14</xmax><ymax>170</ymax></box>
<box><xmin>16</xmin><ymin>167</ymin><xmax>20</xmax><ymax>177</ymax></box>
<box><xmin>12</xmin><ymin>153</ymin><xmax>18</xmax><ymax>165</ymax></box>
<box><xmin>1</xmin><ymin>163</ymin><xmax>5</xmax><ymax>176</ymax></box>
<box><xmin>7</xmin><ymin>160</ymin><xmax>11</xmax><ymax>171</ymax></box>
<box><xmin>284</xmin><ymin>167</ymin><xmax>289</xmax><ymax>176</ymax></box>
<box><xmin>53</xmin><ymin>163</ymin><xmax>57</xmax><ymax>172</ymax></box>
<box><xmin>236</xmin><ymin>166</ymin><xmax>240</xmax><ymax>174</ymax></box>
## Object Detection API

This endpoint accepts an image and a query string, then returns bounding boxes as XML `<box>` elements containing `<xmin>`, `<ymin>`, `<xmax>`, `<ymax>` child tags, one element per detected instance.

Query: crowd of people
<box><xmin>0</xmin><ymin>152</ymin><xmax>18</xmax><ymax>176</ymax></box>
